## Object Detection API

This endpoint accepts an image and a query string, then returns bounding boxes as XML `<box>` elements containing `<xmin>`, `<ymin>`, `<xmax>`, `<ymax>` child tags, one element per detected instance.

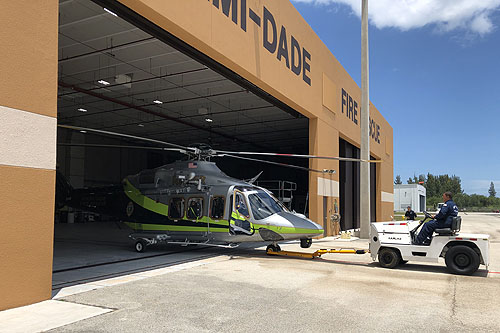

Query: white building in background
<box><xmin>394</xmin><ymin>184</ymin><xmax>426</xmax><ymax>212</ymax></box>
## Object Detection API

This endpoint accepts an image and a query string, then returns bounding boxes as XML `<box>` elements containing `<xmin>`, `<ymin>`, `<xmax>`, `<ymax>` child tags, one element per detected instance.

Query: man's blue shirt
<box><xmin>434</xmin><ymin>199</ymin><xmax>458</xmax><ymax>227</ymax></box>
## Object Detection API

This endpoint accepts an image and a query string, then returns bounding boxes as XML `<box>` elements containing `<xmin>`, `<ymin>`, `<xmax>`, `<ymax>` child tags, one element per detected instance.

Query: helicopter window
<box><xmin>187</xmin><ymin>198</ymin><xmax>203</xmax><ymax>220</ymax></box>
<box><xmin>248</xmin><ymin>190</ymin><xmax>284</xmax><ymax>220</ymax></box>
<box><xmin>210</xmin><ymin>197</ymin><xmax>225</xmax><ymax>219</ymax></box>
<box><xmin>169</xmin><ymin>197</ymin><xmax>185</xmax><ymax>219</ymax></box>
<box><xmin>234</xmin><ymin>192</ymin><xmax>249</xmax><ymax>217</ymax></box>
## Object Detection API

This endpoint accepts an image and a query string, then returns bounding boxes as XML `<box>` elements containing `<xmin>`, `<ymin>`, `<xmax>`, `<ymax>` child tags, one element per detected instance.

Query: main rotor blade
<box><xmin>219</xmin><ymin>154</ymin><xmax>335</xmax><ymax>174</ymax></box>
<box><xmin>215</xmin><ymin>150</ymin><xmax>381</xmax><ymax>163</ymax></box>
<box><xmin>57</xmin><ymin>143</ymin><xmax>187</xmax><ymax>153</ymax></box>
<box><xmin>58</xmin><ymin>124</ymin><xmax>190</xmax><ymax>151</ymax></box>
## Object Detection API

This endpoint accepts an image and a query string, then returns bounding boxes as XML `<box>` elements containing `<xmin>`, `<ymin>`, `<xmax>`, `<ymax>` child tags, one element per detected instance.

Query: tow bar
<box><xmin>266</xmin><ymin>248</ymin><xmax>369</xmax><ymax>259</ymax></box>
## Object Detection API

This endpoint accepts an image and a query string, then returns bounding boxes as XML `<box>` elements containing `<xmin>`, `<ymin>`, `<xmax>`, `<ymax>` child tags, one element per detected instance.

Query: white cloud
<box><xmin>292</xmin><ymin>0</ymin><xmax>500</xmax><ymax>35</ymax></box>
<box><xmin>470</xmin><ymin>12</ymin><xmax>494</xmax><ymax>34</ymax></box>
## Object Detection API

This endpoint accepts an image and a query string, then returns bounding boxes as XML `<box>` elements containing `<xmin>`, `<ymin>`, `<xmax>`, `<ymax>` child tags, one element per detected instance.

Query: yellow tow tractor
<box><xmin>266</xmin><ymin>247</ymin><xmax>368</xmax><ymax>259</ymax></box>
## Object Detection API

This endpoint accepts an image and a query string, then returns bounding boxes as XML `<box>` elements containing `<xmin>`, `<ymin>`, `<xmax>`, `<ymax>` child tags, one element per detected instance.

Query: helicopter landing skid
<box><xmin>166</xmin><ymin>240</ymin><xmax>240</xmax><ymax>249</ymax></box>
<box><xmin>128</xmin><ymin>233</ymin><xmax>239</xmax><ymax>252</ymax></box>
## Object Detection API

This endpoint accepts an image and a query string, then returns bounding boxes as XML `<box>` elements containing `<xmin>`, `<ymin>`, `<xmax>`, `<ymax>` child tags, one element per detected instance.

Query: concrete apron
<box><xmin>0</xmin><ymin>213</ymin><xmax>499</xmax><ymax>332</ymax></box>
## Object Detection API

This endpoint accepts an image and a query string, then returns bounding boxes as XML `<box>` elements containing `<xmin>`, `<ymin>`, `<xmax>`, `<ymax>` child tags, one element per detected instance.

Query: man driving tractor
<box><xmin>415</xmin><ymin>191</ymin><xmax>458</xmax><ymax>245</ymax></box>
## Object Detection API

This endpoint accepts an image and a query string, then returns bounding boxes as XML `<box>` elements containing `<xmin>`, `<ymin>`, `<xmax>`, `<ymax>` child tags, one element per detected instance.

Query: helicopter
<box><xmin>56</xmin><ymin>124</ymin><xmax>379</xmax><ymax>253</ymax></box>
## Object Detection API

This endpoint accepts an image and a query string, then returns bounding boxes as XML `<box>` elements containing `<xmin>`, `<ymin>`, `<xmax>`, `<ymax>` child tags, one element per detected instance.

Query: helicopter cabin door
<box><xmin>229</xmin><ymin>190</ymin><xmax>254</xmax><ymax>235</ymax></box>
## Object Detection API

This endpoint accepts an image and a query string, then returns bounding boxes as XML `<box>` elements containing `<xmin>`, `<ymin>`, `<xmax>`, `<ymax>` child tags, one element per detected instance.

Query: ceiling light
<box><xmin>104</xmin><ymin>8</ymin><xmax>118</xmax><ymax>17</ymax></box>
<box><xmin>98</xmin><ymin>79</ymin><xmax>110</xmax><ymax>85</ymax></box>
<box><xmin>153</xmin><ymin>100</ymin><xmax>163</xmax><ymax>104</ymax></box>
<box><xmin>77</xmin><ymin>108</ymin><xmax>87</xmax><ymax>112</ymax></box>
<box><xmin>138</xmin><ymin>124</ymin><xmax>145</xmax><ymax>127</ymax></box>
<box><xmin>80</xmin><ymin>130</ymin><xmax>87</xmax><ymax>134</ymax></box>
<box><xmin>205</xmin><ymin>118</ymin><xmax>213</xmax><ymax>123</ymax></box>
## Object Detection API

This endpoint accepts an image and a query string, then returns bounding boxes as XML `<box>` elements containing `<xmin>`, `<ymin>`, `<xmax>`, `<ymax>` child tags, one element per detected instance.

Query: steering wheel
<box><xmin>411</xmin><ymin>210</ymin><xmax>432</xmax><ymax>237</ymax></box>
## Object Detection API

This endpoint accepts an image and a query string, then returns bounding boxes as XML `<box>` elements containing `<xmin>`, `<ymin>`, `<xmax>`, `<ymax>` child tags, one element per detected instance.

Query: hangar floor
<box><xmin>52</xmin><ymin>222</ymin><xmax>236</xmax><ymax>292</ymax></box>
<box><xmin>53</xmin><ymin>222</ymin><xmax>135</xmax><ymax>272</ymax></box>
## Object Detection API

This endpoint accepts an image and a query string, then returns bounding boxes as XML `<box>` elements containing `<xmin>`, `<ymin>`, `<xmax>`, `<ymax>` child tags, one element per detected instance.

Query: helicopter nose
<box><xmin>278</xmin><ymin>212</ymin><xmax>323</xmax><ymax>237</ymax></box>
<box><xmin>302</xmin><ymin>220</ymin><xmax>324</xmax><ymax>236</ymax></box>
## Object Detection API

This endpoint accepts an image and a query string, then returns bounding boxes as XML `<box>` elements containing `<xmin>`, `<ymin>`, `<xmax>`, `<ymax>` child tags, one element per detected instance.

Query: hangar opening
<box><xmin>339</xmin><ymin>138</ymin><xmax>377</xmax><ymax>231</ymax></box>
<box><xmin>54</xmin><ymin>0</ymin><xmax>309</xmax><ymax>284</ymax></box>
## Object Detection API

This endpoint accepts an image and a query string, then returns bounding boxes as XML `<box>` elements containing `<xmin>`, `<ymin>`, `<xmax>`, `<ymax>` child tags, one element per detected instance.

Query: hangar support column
<box><xmin>309</xmin><ymin>118</ymin><xmax>339</xmax><ymax>236</ymax></box>
<box><xmin>378</xmin><ymin>134</ymin><xmax>394</xmax><ymax>222</ymax></box>
<box><xmin>0</xmin><ymin>0</ymin><xmax>58</xmax><ymax>310</ymax></box>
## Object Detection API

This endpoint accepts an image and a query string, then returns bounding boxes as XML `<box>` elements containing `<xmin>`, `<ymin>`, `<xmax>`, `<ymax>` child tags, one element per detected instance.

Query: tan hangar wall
<box><xmin>0</xmin><ymin>0</ymin><xmax>58</xmax><ymax>310</ymax></box>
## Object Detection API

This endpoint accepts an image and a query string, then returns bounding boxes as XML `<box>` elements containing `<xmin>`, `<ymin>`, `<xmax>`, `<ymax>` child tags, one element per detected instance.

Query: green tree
<box><xmin>407</xmin><ymin>174</ymin><xmax>418</xmax><ymax>184</ymax></box>
<box><xmin>488</xmin><ymin>182</ymin><xmax>496</xmax><ymax>198</ymax></box>
<box><xmin>426</xmin><ymin>173</ymin><xmax>439</xmax><ymax>197</ymax></box>
<box><xmin>454</xmin><ymin>193</ymin><xmax>470</xmax><ymax>208</ymax></box>
<box><xmin>394</xmin><ymin>175</ymin><xmax>402</xmax><ymax>185</ymax></box>
<box><xmin>427</xmin><ymin>196</ymin><xmax>441</xmax><ymax>210</ymax></box>
<box><xmin>423</xmin><ymin>173</ymin><xmax>462</xmax><ymax>198</ymax></box>
<box><xmin>424</xmin><ymin>175</ymin><xmax>497</xmax><ymax>211</ymax></box>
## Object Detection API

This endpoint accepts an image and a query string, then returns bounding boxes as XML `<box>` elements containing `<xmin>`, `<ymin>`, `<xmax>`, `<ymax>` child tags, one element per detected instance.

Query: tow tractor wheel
<box><xmin>266</xmin><ymin>244</ymin><xmax>281</xmax><ymax>255</ymax></box>
<box><xmin>445</xmin><ymin>245</ymin><xmax>480</xmax><ymax>275</ymax></box>
<box><xmin>378</xmin><ymin>248</ymin><xmax>401</xmax><ymax>269</ymax></box>
<box><xmin>135</xmin><ymin>240</ymin><xmax>147</xmax><ymax>253</ymax></box>
<box><xmin>300</xmin><ymin>238</ymin><xmax>313</xmax><ymax>248</ymax></box>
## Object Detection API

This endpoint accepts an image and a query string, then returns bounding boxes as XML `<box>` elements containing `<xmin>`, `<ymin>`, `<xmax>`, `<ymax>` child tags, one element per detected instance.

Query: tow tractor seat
<box><xmin>434</xmin><ymin>216</ymin><xmax>461</xmax><ymax>236</ymax></box>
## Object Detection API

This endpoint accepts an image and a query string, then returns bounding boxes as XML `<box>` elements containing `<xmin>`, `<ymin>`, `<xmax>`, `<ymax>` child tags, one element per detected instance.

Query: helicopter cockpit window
<box><xmin>248</xmin><ymin>190</ymin><xmax>284</xmax><ymax>220</ymax></box>
<box><xmin>234</xmin><ymin>192</ymin><xmax>249</xmax><ymax>217</ymax></box>
<box><xmin>187</xmin><ymin>198</ymin><xmax>203</xmax><ymax>220</ymax></box>
<box><xmin>210</xmin><ymin>197</ymin><xmax>225</xmax><ymax>219</ymax></box>
<box><xmin>169</xmin><ymin>197</ymin><xmax>185</xmax><ymax>219</ymax></box>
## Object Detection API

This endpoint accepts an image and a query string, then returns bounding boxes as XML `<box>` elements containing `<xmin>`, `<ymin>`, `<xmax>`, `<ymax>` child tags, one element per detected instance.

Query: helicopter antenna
<box><xmin>247</xmin><ymin>171</ymin><xmax>263</xmax><ymax>184</ymax></box>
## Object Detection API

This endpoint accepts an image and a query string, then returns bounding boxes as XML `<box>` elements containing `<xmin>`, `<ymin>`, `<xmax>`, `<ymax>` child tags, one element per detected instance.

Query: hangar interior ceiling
<box><xmin>57</xmin><ymin>0</ymin><xmax>309</xmax><ymax>211</ymax></box>
<box><xmin>58</xmin><ymin>0</ymin><xmax>308</xmax><ymax>153</ymax></box>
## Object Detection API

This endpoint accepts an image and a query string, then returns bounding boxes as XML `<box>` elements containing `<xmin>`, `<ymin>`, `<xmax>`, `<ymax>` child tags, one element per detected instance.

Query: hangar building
<box><xmin>394</xmin><ymin>184</ymin><xmax>426</xmax><ymax>212</ymax></box>
<box><xmin>0</xmin><ymin>0</ymin><xmax>393</xmax><ymax>310</ymax></box>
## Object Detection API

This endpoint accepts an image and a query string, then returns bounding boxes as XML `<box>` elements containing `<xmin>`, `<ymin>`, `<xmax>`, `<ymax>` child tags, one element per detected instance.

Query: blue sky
<box><xmin>291</xmin><ymin>0</ymin><xmax>500</xmax><ymax>196</ymax></box>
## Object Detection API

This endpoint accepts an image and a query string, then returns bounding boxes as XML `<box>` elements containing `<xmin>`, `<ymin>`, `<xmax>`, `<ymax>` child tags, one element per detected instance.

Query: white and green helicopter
<box><xmin>57</xmin><ymin>125</ymin><xmax>375</xmax><ymax>253</ymax></box>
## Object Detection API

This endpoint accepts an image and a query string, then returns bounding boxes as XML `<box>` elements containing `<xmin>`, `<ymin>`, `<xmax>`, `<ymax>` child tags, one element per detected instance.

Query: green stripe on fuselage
<box><xmin>124</xmin><ymin>179</ymin><xmax>169</xmax><ymax>216</ymax></box>
<box><xmin>124</xmin><ymin>222</ymin><xmax>228</xmax><ymax>233</ymax></box>
<box><xmin>125</xmin><ymin>221</ymin><xmax>322</xmax><ymax>235</ymax></box>
<box><xmin>123</xmin><ymin>180</ymin><xmax>228</xmax><ymax>226</ymax></box>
